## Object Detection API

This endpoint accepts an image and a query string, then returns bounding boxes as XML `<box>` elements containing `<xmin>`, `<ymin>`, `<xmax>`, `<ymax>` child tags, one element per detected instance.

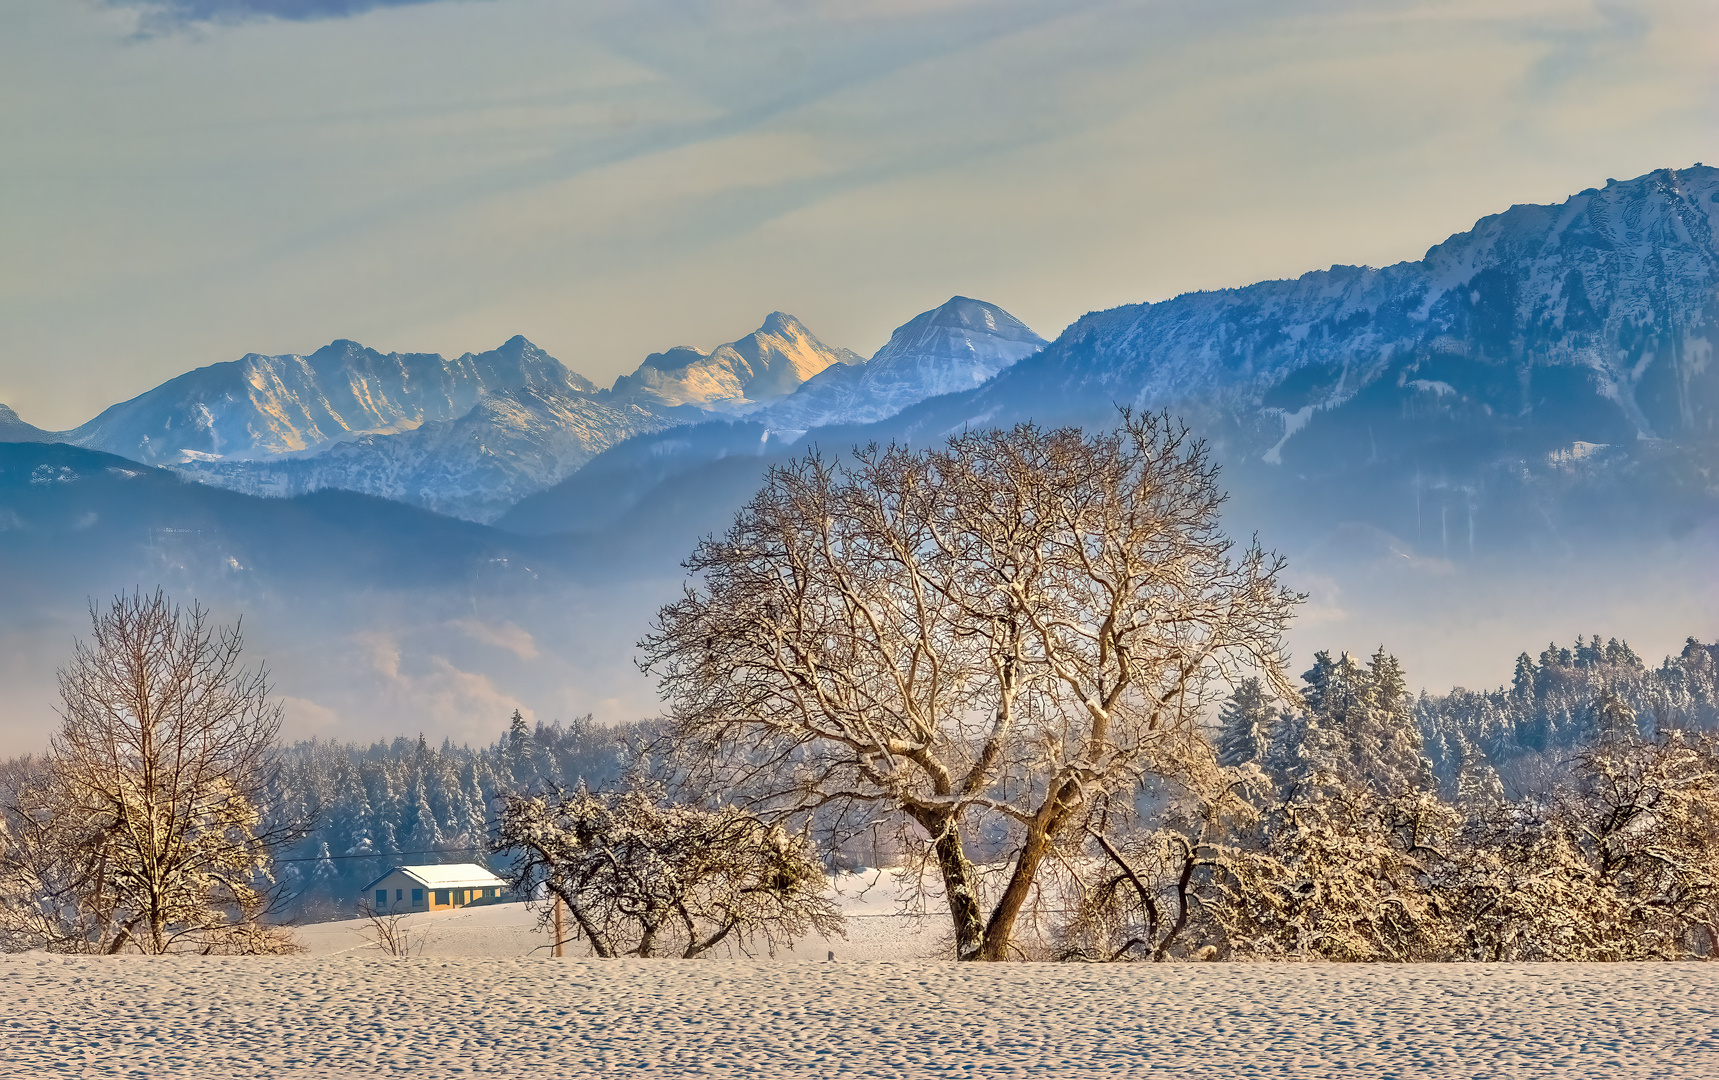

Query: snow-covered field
<box><xmin>291</xmin><ymin>870</ymin><xmax>948</xmax><ymax>962</ymax></box>
<box><xmin>8</xmin><ymin>953</ymin><xmax>1717</xmax><ymax>1077</ymax></box>
<box><xmin>7</xmin><ymin>879</ymin><xmax>1718</xmax><ymax>1077</ymax></box>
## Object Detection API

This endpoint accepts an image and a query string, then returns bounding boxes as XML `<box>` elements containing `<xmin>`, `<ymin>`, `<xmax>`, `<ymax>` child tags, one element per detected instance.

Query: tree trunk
<box><xmin>978</xmin><ymin>824</ymin><xmax>1052</xmax><ymax>961</ymax></box>
<box><xmin>566</xmin><ymin>900</ymin><xmax>613</xmax><ymax>959</ymax></box>
<box><xmin>149</xmin><ymin>883</ymin><xmax>167</xmax><ymax>955</ymax></box>
<box><xmin>913</xmin><ymin>808</ymin><xmax>984</xmax><ymax>960</ymax></box>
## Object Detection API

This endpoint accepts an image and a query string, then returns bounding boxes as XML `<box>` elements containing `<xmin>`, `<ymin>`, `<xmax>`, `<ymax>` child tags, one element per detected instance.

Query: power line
<box><xmin>276</xmin><ymin>845</ymin><xmax>489</xmax><ymax>864</ymax></box>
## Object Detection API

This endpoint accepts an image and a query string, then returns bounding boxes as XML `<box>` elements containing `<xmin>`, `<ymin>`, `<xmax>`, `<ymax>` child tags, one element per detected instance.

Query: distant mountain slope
<box><xmin>173</xmin><ymin>384</ymin><xmax>677</xmax><ymax>522</ymax></box>
<box><xmin>500</xmin><ymin>296</ymin><xmax>1047</xmax><ymax>535</ymax></box>
<box><xmin>65</xmin><ymin>334</ymin><xmax>592</xmax><ymax>465</ymax></box>
<box><xmin>0</xmin><ymin>404</ymin><xmax>50</xmax><ymax>443</ymax></box>
<box><xmin>943</xmin><ymin>165</ymin><xmax>1719</xmax><ymax>453</ymax></box>
<box><xmin>504</xmin><ymin>166</ymin><xmax>1719</xmax><ymax>559</ymax></box>
<box><xmin>0</xmin><ymin>442</ymin><xmax>543</xmax><ymax>594</ymax></box>
<box><xmin>68</xmin><ymin>315</ymin><xmax>862</xmax><ymax>522</ymax></box>
<box><xmin>606</xmin><ymin>312</ymin><xmax>861</xmax><ymax>412</ymax></box>
<box><xmin>753</xmin><ymin>297</ymin><xmax>1045</xmax><ymax>434</ymax></box>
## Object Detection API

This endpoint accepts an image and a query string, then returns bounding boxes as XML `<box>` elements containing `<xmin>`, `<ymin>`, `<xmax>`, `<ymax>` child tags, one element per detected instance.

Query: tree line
<box><xmin>1065</xmin><ymin>638</ymin><xmax>1719</xmax><ymax>962</ymax></box>
<box><xmin>4</xmin><ymin>413</ymin><xmax>1717</xmax><ymax>960</ymax></box>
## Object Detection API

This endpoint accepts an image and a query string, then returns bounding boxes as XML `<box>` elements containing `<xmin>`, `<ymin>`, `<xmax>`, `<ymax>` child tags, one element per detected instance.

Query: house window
<box><xmin>375</xmin><ymin>890</ymin><xmax>388</xmax><ymax>908</ymax></box>
<box><xmin>436</xmin><ymin>889</ymin><xmax>450</xmax><ymax>906</ymax></box>
<box><xmin>396</xmin><ymin>889</ymin><xmax>403</xmax><ymax>902</ymax></box>
<box><xmin>412</xmin><ymin>888</ymin><xmax>424</xmax><ymax>907</ymax></box>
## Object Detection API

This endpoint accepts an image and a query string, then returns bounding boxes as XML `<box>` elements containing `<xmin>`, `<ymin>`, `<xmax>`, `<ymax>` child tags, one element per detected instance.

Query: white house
<box><xmin>361</xmin><ymin>864</ymin><xmax>510</xmax><ymax>913</ymax></box>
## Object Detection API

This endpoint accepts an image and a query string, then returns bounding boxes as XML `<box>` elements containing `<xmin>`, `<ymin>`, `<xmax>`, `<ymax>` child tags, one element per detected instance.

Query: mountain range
<box><xmin>6</xmin><ymin>302</ymin><xmax>1030</xmax><ymax>522</ymax></box>
<box><xmin>2</xmin><ymin>164</ymin><xmax>1716</xmax><ymax>748</ymax></box>
<box><xmin>505</xmin><ymin>165</ymin><xmax>1719</xmax><ymax>556</ymax></box>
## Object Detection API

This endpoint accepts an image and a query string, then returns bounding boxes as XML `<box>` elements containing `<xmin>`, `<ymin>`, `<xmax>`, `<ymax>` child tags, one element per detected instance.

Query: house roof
<box><xmin>359</xmin><ymin>863</ymin><xmax>509</xmax><ymax>893</ymax></box>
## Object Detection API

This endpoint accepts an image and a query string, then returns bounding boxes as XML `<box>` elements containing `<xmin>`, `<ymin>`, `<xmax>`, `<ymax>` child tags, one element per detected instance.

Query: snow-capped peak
<box><xmin>607</xmin><ymin>313</ymin><xmax>862</xmax><ymax>412</ymax></box>
<box><xmin>66</xmin><ymin>335</ymin><xmax>593</xmax><ymax>465</ymax></box>
<box><xmin>755</xmin><ymin>296</ymin><xmax>1046</xmax><ymax>433</ymax></box>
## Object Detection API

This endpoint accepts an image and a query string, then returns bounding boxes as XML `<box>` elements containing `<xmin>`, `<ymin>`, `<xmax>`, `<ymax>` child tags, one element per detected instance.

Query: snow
<box><xmin>1548</xmin><ymin>441</ymin><xmax>1611</xmax><ymax>466</ymax></box>
<box><xmin>755</xmin><ymin>298</ymin><xmax>1045</xmax><ymax>432</ymax></box>
<box><xmin>11</xmin><ymin>868</ymin><xmax>1712</xmax><ymax>1076</ymax></box>
<box><xmin>5</xmin><ymin>952</ymin><xmax>1713</xmax><ymax>1077</ymax></box>
<box><xmin>1407</xmin><ymin>379</ymin><xmax>1457</xmax><ymax>397</ymax></box>
<box><xmin>297</xmin><ymin>869</ymin><xmax>949</xmax><ymax>962</ymax></box>
<box><xmin>1262</xmin><ymin>405</ymin><xmax>1314</xmax><ymax>465</ymax></box>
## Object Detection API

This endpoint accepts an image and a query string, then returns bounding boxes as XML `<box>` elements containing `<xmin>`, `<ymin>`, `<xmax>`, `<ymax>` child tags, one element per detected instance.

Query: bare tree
<box><xmin>0</xmin><ymin>590</ymin><xmax>297</xmax><ymax>953</ymax></box>
<box><xmin>355</xmin><ymin>900</ymin><xmax>422</xmax><ymax>958</ymax></box>
<box><xmin>493</xmin><ymin>789</ymin><xmax>841</xmax><ymax>958</ymax></box>
<box><xmin>642</xmin><ymin>413</ymin><xmax>1300</xmax><ymax>960</ymax></box>
<box><xmin>1057</xmin><ymin>744</ymin><xmax>1260</xmax><ymax>963</ymax></box>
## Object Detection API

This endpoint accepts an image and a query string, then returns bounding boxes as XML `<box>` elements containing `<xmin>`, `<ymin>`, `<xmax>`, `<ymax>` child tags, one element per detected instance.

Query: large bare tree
<box><xmin>0</xmin><ymin>590</ymin><xmax>295</xmax><ymax>953</ymax></box>
<box><xmin>642</xmin><ymin>413</ymin><xmax>1300</xmax><ymax>960</ymax></box>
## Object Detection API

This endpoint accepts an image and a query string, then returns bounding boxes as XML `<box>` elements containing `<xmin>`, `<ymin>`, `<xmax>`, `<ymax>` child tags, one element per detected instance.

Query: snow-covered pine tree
<box><xmin>1216</xmin><ymin>678</ymin><xmax>1275</xmax><ymax>767</ymax></box>
<box><xmin>507</xmin><ymin>710</ymin><xmax>532</xmax><ymax>782</ymax></box>
<box><xmin>1510</xmin><ymin>652</ymin><xmax>1536</xmax><ymax>709</ymax></box>
<box><xmin>1453</xmin><ymin>735</ymin><xmax>1506</xmax><ymax>810</ymax></box>
<box><xmin>1587</xmin><ymin>688</ymin><xmax>1639</xmax><ymax>745</ymax></box>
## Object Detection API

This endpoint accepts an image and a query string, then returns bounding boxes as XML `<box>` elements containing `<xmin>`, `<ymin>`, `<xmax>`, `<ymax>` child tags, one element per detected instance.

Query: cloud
<box><xmin>448</xmin><ymin>618</ymin><xmax>540</xmax><ymax>660</ymax></box>
<box><xmin>276</xmin><ymin>694</ymin><xmax>341</xmax><ymax>734</ymax></box>
<box><xmin>111</xmin><ymin>0</ymin><xmax>469</xmax><ymax>30</ymax></box>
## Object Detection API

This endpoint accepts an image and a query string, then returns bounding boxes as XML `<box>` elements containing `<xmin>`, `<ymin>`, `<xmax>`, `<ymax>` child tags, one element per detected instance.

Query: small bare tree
<box><xmin>356</xmin><ymin>901</ymin><xmax>422</xmax><ymax>957</ymax></box>
<box><xmin>0</xmin><ymin>590</ymin><xmax>298</xmax><ymax>953</ymax></box>
<box><xmin>493</xmin><ymin>789</ymin><xmax>841</xmax><ymax>958</ymax></box>
<box><xmin>642</xmin><ymin>414</ymin><xmax>1300</xmax><ymax>960</ymax></box>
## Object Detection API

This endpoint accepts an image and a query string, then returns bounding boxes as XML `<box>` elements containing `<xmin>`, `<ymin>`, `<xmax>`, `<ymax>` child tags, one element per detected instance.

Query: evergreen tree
<box><xmin>1604</xmin><ymin>637</ymin><xmax>1642</xmax><ymax>668</ymax></box>
<box><xmin>1587</xmin><ymin>689</ymin><xmax>1638</xmax><ymax>745</ymax></box>
<box><xmin>506</xmin><ymin>710</ymin><xmax>534</xmax><ymax>784</ymax></box>
<box><xmin>1575</xmin><ymin>635</ymin><xmax>1604</xmax><ymax>669</ymax></box>
<box><xmin>1454</xmin><ymin>736</ymin><xmax>1505</xmax><ymax>810</ymax></box>
<box><xmin>1216</xmin><ymin>678</ymin><xmax>1275</xmax><ymax>767</ymax></box>
<box><xmin>1510</xmin><ymin>652</ymin><xmax>1537</xmax><ymax>708</ymax></box>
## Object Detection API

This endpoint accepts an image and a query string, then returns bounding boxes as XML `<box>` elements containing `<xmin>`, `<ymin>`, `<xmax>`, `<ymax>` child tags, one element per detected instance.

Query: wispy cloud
<box><xmin>5</xmin><ymin>0</ymin><xmax>1713</xmax><ymax>433</ymax></box>
<box><xmin>112</xmin><ymin>0</ymin><xmax>469</xmax><ymax>31</ymax></box>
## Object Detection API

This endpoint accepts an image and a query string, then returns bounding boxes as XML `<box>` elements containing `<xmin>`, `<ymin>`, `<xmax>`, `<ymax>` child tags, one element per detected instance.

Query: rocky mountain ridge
<box><xmin>751</xmin><ymin>297</ymin><xmax>1046</xmax><ymax>434</ymax></box>
<box><xmin>70</xmin><ymin>334</ymin><xmax>592</xmax><ymax>466</ymax></box>
<box><xmin>4</xmin><ymin>302</ymin><xmax>1046</xmax><ymax>522</ymax></box>
<box><xmin>504</xmin><ymin>165</ymin><xmax>1719</xmax><ymax>559</ymax></box>
<box><xmin>605</xmin><ymin>311</ymin><xmax>862</xmax><ymax>412</ymax></box>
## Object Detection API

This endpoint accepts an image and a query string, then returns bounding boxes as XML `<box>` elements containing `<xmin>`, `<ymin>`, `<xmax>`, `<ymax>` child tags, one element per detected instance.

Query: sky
<box><xmin>1</xmin><ymin>0</ymin><xmax>1715</xmax><ymax>431</ymax></box>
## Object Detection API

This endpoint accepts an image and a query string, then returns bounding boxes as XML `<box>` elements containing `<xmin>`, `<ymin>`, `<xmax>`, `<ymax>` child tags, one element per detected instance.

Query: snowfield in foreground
<box><xmin>6</xmin><ymin>955</ymin><xmax>1717</xmax><ymax>1078</ymax></box>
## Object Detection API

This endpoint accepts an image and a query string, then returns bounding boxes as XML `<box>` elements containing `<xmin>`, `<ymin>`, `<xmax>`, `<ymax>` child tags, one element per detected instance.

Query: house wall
<box><xmin>367</xmin><ymin>871</ymin><xmax>427</xmax><ymax>912</ymax></box>
<box><xmin>365</xmin><ymin>872</ymin><xmax>507</xmax><ymax>912</ymax></box>
<box><xmin>425</xmin><ymin>886</ymin><xmax>507</xmax><ymax>911</ymax></box>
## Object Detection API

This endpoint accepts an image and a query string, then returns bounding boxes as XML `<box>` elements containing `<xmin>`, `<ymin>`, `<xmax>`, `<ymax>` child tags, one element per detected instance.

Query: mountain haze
<box><xmin>3</xmin><ymin>165</ymin><xmax>1716</xmax><ymax>749</ymax></box>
